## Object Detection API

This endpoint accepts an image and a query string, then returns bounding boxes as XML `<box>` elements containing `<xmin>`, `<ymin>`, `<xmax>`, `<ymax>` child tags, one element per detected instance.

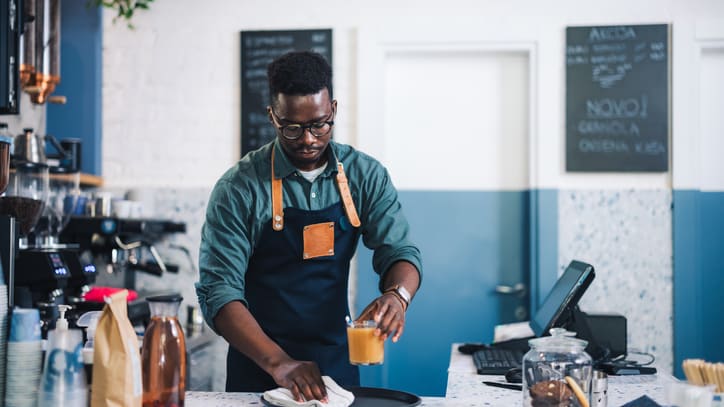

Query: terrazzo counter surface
<box><xmin>446</xmin><ymin>343</ymin><xmax>674</xmax><ymax>405</ymax></box>
<box><xmin>186</xmin><ymin>343</ymin><xmax>675</xmax><ymax>406</ymax></box>
<box><xmin>185</xmin><ymin>392</ymin><xmax>448</xmax><ymax>406</ymax></box>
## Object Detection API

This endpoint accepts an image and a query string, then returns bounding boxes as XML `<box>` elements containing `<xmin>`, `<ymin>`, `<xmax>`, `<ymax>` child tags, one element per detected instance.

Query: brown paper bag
<box><xmin>91</xmin><ymin>290</ymin><xmax>142</xmax><ymax>407</ymax></box>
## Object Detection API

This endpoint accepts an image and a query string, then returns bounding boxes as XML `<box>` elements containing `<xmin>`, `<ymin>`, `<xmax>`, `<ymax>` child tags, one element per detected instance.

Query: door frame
<box><xmin>671</xmin><ymin>19</ymin><xmax>724</xmax><ymax>378</ymax></box>
<box><xmin>356</xmin><ymin>19</ymin><xmax>548</xmax><ymax>315</ymax></box>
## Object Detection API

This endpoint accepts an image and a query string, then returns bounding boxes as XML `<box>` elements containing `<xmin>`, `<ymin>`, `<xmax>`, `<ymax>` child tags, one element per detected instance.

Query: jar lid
<box><xmin>146</xmin><ymin>294</ymin><xmax>183</xmax><ymax>303</ymax></box>
<box><xmin>10</xmin><ymin>160</ymin><xmax>49</xmax><ymax>170</ymax></box>
<box><xmin>528</xmin><ymin>327</ymin><xmax>588</xmax><ymax>350</ymax></box>
<box><xmin>0</xmin><ymin>135</ymin><xmax>12</xmax><ymax>144</ymax></box>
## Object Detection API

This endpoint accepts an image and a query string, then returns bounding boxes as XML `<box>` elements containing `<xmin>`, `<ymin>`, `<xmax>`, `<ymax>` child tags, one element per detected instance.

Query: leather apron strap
<box><xmin>271</xmin><ymin>148</ymin><xmax>361</xmax><ymax>231</ymax></box>
<box><xmin>335</xmin><ymin>162</ymin><xmax>361</xmax><ymax>228</ymax></box>
<box><xmin>271</xmin><ymin>149</ymin><xmax>284</xmax><ymax>231</ymax></box>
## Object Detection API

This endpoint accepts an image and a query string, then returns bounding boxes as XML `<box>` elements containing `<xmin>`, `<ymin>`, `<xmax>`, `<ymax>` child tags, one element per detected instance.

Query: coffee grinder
<box><xmin>0</xmin><ymin>129</ymin><xmax>94</xmax><ymax>309</ymax></box>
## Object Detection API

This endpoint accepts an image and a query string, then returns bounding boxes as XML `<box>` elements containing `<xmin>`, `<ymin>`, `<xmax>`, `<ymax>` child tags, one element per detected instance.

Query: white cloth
<box><xmin>262</xmin><ymin>376</ymin><xmax>355</xmax><ymax>407</ymax></box>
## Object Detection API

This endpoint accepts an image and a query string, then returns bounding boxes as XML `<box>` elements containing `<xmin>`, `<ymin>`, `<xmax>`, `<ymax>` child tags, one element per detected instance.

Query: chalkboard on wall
<box><xmin>240</xmin><ymin>29</ymin><xmax>332</xmax><ymax>157</ymax></box>
<box><xmin>566</xmin><ymin>24</ymin><xmax>670</xmax><ymax>172</ymax></box>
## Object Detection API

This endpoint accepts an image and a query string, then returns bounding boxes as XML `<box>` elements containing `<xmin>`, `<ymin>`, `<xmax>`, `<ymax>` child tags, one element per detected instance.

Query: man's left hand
<box><xmin>356</xmin><ymin>293</ymin><xmax>406</xmax><ymax>342</ymax></box>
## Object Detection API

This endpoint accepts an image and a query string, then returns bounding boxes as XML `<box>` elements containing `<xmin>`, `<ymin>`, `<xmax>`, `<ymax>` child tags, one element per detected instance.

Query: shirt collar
<box><xmin>272</xmin><ymin>139</ymin><xmax>339</xmax><ymax>179</ymax></box>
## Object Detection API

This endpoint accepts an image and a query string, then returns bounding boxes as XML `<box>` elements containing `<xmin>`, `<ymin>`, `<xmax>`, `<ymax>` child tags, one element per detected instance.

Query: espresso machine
<box><xmin>57</xmin><ymin>214</ymin><xmax>186</xmax><ymax>328</ymax></box>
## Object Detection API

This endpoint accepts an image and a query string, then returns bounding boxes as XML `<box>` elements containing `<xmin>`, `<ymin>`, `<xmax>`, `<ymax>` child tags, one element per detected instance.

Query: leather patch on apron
<box><xmin>302</xmin><ymin>222</ymin><xmax>335</xmax><ymax>259</ymax></box>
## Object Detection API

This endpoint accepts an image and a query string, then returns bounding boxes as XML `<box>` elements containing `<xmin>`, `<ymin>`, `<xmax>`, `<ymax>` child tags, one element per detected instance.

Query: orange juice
<box><xmin>347</xmin><ymin>321</ymin><xmax>384</xmax><ymax>365</ymax></box>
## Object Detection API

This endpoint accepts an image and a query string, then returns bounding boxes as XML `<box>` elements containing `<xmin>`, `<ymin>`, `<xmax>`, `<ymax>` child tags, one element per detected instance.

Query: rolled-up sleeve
<box><xmin>195</xmin><ymin>179</ymin><xmax>254</xmax><ymax>333</ymax></box>
<box><xmin>358</xmin><ymin>161</ymin><xmax>423</xmax><ymax>288</ymax></box>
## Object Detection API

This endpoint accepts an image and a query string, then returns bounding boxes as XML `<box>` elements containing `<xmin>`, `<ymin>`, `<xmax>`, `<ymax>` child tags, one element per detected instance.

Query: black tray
<box><xmin>348</xmin><ymin>386</ymin><xmax>421</xmax><ymax>406</ymax></box>
<box><xmin>261</xmin><ymin>386</ymin><xmax>421</xmax><ymax>407</ymax></box>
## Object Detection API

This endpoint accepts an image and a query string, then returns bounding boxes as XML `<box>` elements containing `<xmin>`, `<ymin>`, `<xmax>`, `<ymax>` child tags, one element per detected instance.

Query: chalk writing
<box><xmin>588</xmin><ymin>26</ymin><xmax>636</xmax><ymax>42</ymax></box>
<box><xmin>577</xmin><ymin>120</ymin><xmax>640</xmax><ymax>137</ymax></box>
<box><xmin>586</xmin><ymin>95</ymin><xmax>648</xmax><ymax>119</ymax></box>
<box><xmin>566</xmin><ymin>24</ymin><xmax>669</xmax><ymax>172</ymax></box>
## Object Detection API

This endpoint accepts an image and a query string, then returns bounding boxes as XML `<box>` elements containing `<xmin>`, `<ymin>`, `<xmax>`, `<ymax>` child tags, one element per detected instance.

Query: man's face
<box><xmin>268</xmin><ymin>88</ymin><xmax>336</xmax><ymax>172</ymax></box>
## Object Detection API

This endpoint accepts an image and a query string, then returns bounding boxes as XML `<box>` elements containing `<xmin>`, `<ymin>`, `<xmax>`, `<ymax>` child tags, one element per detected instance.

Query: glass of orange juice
<box><xmin>347</xmin><ymin>320</ymin><xmax>384</xmax><ymax>365</ymax></box>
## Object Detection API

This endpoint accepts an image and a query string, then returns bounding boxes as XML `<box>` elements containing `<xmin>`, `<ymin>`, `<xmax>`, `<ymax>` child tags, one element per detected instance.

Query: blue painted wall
<box><xmin>530</xmin><ymin>189</ymin><xmax>560</xmax><ymax>310</ymax></box>
<box><xmin>673</xmin><ymin>190</ymin><xmax>724</xmax><ymax>378</ymax></box>
<box><xmin>355</xmin><ymin>189</ymin><xmax>558</xmax><ymax>396</ymax></box>
<box><xmin>47</xmin><ymin>3</ymin><xmax>102</xmax><ymax>175</ymax></box>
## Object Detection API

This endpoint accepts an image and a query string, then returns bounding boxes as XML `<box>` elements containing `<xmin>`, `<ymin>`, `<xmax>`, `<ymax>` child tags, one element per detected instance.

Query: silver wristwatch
<box><xmin>384</xmin><ymin>284</ymin><xmax>411</xmax><ymax>307</ymax></box>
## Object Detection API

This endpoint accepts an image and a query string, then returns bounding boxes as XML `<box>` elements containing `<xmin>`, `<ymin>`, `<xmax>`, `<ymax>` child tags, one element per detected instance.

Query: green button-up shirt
<box><xmin>195</xmin><ymin>140</ymin><xmax>423</xmax><ymax>332</ymax></box>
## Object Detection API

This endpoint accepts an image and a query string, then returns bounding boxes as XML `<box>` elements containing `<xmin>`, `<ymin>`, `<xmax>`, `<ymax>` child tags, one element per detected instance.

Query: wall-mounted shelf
<box><xmin>79</xmin><ymin>173</ymin><xmax>103</xmax><ymax>188</ymax></box>
<box><xmin>45</xmin><ymin>172</ymin><xmax>104</xmax><ymax>188</ymax></box>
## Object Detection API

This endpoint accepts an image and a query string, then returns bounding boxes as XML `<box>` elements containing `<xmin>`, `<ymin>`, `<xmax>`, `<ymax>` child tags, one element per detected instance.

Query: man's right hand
<box><xmin>270</xmin><ymin>358</ymin><xmax>328</xmax><ymax>403</ymax></box>
<box><xmin>215</xmin><ymin>302</ymin><xmax>329</xmax><ymax>401</ymax></box>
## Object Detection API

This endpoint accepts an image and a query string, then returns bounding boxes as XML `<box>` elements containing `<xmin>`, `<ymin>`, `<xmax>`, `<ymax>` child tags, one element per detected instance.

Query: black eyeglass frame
<box><xmin>269</xmin><ymin>108</ymin><xmax>335</xmax><ymax>140</ymax></box>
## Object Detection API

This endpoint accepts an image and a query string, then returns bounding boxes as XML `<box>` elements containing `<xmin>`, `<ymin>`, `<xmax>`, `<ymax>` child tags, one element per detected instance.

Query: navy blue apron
<box><xmin>226</xmin><ymin>149</ymin><xmax>362</xmax><ymax>392</ymax></box>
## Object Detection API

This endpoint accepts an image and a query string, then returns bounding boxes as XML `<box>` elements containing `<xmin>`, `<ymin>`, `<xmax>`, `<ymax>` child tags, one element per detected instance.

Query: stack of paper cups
<box><xmin>0</xmin><ymin>284</ymin><xmax>8</xmax><ymax>402</ymax></box>
<box><xmin>5</xmin><ymin>308</ymin><xmax>43</xmax><ymax>407</ymax></box>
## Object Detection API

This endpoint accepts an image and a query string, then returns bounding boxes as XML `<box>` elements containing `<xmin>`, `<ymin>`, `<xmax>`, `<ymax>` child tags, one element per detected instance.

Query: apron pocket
<box><xmin>302</xmin><ymin>221</ymin><xmax>335</xmax><ymax>259</ymax></box>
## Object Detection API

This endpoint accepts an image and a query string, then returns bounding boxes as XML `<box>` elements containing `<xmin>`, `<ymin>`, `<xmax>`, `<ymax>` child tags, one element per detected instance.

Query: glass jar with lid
<box><xmin>523</xmin><ymin>328</ymin><xmax>593</xmax><ymax>407</ymax></box>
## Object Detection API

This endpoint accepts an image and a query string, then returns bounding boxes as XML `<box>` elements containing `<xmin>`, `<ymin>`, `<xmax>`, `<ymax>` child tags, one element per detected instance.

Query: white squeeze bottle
<box><xmin>76</xmin><ymin>310</ymin><xmax>102</xmax><ymax>390</ymax></box>
<box><xmin>37</xmin><ymin>305</ymin><xmax>88</xmax><ymax>407</ymax></box>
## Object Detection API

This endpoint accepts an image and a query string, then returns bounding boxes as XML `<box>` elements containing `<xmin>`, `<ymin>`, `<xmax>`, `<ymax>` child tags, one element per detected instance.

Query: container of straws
<box><xmin>675</xmin><ymin>359</ymin><xmax>724</xmax><ymax>407</ymax></box>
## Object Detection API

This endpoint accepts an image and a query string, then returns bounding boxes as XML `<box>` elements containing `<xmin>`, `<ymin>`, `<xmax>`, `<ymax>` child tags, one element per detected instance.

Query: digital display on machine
<box><xmin>49</xmin><ymin>253</ymin><xmax>63</xmax><ymax>267</ymax></box>
<box><xmin>48</xmin><ymin>253</ymin><xmax>68</xmax><ymax>276</ymax></box>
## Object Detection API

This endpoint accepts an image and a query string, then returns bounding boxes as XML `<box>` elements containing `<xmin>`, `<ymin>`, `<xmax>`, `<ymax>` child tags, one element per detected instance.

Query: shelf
<box><xmin>46</xmin><ymin>172</ymin><xmax>103</xmax><ymax>188</ymax></box>
<box><xmin>79</xmin><ymin>173</ymin><xmax>103</xmax><ymax>188</ymax></box>
<box><xmin>12</xmin><ymin>169</ymin><xmax>104</xmax><ymax>188</ymax></box>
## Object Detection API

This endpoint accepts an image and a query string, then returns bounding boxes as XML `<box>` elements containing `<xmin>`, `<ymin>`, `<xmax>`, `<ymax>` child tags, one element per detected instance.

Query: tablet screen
<box><xmin>529</xmin><ymin>260</ymin><xmax>595</xmax><ymax>337</ymax></box>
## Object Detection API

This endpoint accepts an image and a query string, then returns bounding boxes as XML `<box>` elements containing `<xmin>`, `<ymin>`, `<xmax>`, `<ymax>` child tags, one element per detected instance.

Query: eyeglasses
<box><xmin>270</xmin><ymin>109</ymin><xmax>335</xmax><ymax>140</ymax></box>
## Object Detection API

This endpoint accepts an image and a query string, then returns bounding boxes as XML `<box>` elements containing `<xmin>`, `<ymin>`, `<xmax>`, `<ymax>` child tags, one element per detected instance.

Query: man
<box><xmin>195</xmin><ymin>51</ymin><xmax>422</xmax><ymax>402</ymax></box>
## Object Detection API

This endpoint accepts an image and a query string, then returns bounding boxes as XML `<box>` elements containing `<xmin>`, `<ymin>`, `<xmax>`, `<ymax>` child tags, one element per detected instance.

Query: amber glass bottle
<box><xmin>142</xmin><ymin>294</ymin><xmax>186</xmax><ymax>407</ymax></box>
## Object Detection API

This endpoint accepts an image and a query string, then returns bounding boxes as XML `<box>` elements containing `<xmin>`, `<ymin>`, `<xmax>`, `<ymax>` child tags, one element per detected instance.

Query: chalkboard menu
<box><xmin>566</xmin><ymin>24</ymin><xmax>670</xmax><ymax>172</ymax></box>
<box><xmin>240</xmin><ymin>29</ymin><xmax>332</xmax><ymax>157</ymax></box>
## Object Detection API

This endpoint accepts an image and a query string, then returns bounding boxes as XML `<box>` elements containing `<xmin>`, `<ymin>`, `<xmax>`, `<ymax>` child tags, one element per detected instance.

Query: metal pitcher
<box><xmin>13</xmin><ymin>128</ymin><xmax>68</xmax><ymax>165</ymax></box>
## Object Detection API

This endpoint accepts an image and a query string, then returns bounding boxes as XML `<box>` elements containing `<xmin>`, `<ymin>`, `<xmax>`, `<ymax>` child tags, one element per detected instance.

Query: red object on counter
<box><xmin>84</xmin><ymin>287</ymin><xmax>139</xmax><ymax>303</ymax></box>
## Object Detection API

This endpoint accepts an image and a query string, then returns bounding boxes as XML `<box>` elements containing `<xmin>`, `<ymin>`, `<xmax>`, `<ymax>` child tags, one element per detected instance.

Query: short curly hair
<box><xmin>267</xmin><ymin>51</ymin><xmax>333</xmax><ymax>108</ymax></box>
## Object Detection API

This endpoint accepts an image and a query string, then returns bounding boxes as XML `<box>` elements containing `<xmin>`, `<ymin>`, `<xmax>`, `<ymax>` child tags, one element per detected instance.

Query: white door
<box><xmin>354</xmin><ymin>22</ymin><xmax>536</xmax><ymax>396</ymax></box>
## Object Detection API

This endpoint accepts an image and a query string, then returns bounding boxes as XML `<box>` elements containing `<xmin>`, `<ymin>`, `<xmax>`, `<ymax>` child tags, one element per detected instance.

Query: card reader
<box><xmin>597</xmin><ymin>362</ymin><xmax>657</xmax><ymax>375</ymax></box>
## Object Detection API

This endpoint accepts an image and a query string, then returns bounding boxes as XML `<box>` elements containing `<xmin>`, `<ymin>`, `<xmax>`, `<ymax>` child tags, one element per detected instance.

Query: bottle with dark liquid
<box><xmin>142</xmin><ymin>294</ymin><xmax>186</xmax><ymax>407</ymax></box>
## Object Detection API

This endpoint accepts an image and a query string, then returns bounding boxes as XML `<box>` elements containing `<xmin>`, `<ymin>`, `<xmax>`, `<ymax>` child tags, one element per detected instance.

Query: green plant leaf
<box><xmin>93</xmin><ymin>0</ymin><xmax>151</xmax><ymax>29</ymax></box>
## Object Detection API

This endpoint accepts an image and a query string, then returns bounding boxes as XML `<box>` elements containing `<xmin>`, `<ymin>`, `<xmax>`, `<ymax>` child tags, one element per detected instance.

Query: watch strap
<box><xmin>383</xmin><ymin>285</ymin><xmax>411</xmax><ymax>311</ymax></box>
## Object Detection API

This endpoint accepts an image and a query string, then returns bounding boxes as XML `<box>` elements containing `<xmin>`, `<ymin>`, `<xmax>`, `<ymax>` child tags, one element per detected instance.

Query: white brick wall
<box><xmin>102</xmin><ymin>0</ymin><xmax>360</xmax><ymax>188</ymax></box>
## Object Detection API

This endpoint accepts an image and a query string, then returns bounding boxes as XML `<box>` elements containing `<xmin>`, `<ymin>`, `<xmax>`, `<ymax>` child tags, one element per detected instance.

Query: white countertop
<box><xmin>445</xmin><ymin>343</ymin><xmax>674</xmax><ymax>405</ymax></box>
<box><xmin>186</xmin><ymin>392</ymin><xmax>448</xmax><ymax>406</ymax></box>
<box><xmin>186</xmin><ymin>343</ymin><xmax>675</xmax><ymax>406</ymax></box>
